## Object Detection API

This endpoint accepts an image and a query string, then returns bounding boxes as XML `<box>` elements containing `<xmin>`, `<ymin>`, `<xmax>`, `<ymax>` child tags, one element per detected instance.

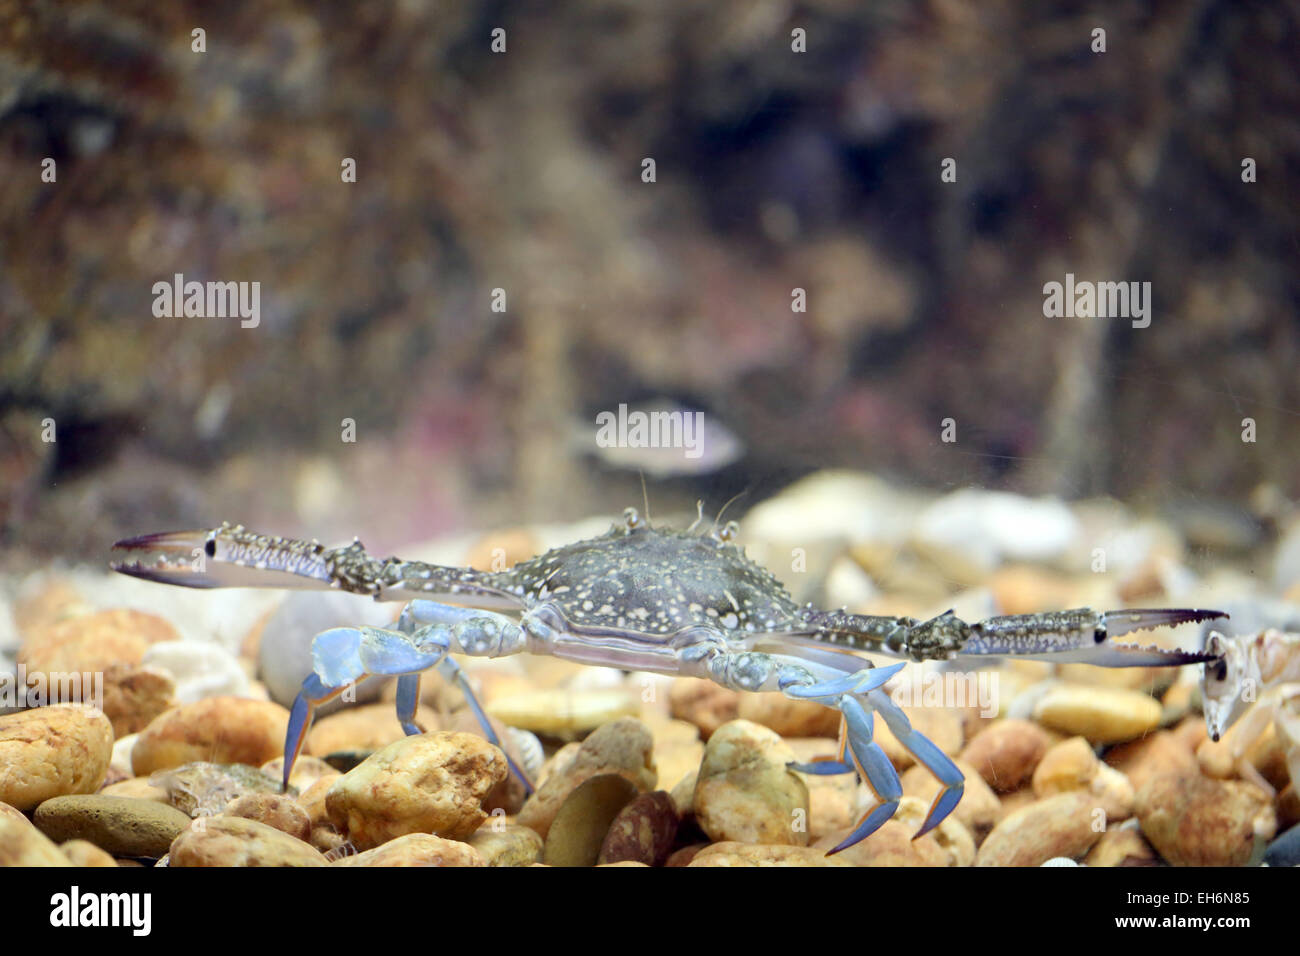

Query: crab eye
<box><xmin>623</xmin><ymin>507</ymin><xmax>642</xmax><ymax>530</ymax></box>
<box><xmin>718</xmin><ymin>520</ymin><xmax>740</xmax><ymax>543</ymax></box>
<box><xmin>1211</xmin><ymin>659</ymin><xmax>1228</xmax><ymax>682</ymax></box>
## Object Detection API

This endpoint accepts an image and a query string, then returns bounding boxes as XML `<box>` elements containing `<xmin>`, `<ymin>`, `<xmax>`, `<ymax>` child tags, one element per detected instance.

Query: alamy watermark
<box><xmin>0</xmin><ymin>664</ymin><xmax>104</xmax><ymax>711</ymax></box>
<box><xmin>595</xmin><ymin>402</ymin><xmax>705</xmax><ymax>460</ymax></box>
<box><xmin>1042</xmin><ymin>273</ymin><xmax>1151</xmax><ymax>328</ymax></box>
<box><xmin>152</xmin><ymin>273</ymin><xmax>260</xmax><ymax>328</ymax></box>
<box><xmin>890</xmin><ymin>668</ymin><xmax>999</xmax><ymax>718</ymax></box>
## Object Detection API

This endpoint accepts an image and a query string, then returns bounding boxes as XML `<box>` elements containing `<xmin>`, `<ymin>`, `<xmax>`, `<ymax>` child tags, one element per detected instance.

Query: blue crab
<box><xmin>111</xmin><ymin>508</ymin><xmax>1225</xmax><ymax>853</ymax></box>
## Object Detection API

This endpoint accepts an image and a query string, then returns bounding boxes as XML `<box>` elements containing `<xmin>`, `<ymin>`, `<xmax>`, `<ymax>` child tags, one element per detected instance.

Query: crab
<box><xmin>1200</xmin><ymin>628</ymin><xmax>1300</xmax><ymax>796</ymax></box>
<box><xmin>111</xmin><ymin>507</ymin><xmax>1225</xmax><ymax>853</ymax></box>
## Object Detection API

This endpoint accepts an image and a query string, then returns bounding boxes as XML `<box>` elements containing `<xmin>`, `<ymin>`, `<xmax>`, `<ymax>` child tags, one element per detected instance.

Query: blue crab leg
<box><xmin>866</xmin><ymin>687</ymin><xmax>964</xmax><ymax>839</ymax></box>
<box><xmin>789</xmin><ymin>715</ymin><xmax>854</xmax><ymax>776</ymax></box>
<box><xmin>783</xmin><ymin>661</ymin><xmax>905</xmax><ymax>700</ymax></box>
<box><xmin>828</xmin><ymin>694</ymin><xmax>902</xmax><ymax>853</ymax></box>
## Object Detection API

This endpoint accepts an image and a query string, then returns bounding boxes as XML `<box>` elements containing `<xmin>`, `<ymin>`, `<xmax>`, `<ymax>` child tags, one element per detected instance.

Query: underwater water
<box><xmin>1</xmin><ymin>0</ymin><xmax>1298</xmax><ymax>901</ymax></box>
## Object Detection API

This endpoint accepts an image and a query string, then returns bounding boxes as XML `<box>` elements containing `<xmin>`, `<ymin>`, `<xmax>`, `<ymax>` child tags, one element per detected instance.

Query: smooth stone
<box><xmin>1033</xmin><ymin>684</ymin><xmax>1163</xmax><ymax>744</ymax></box>
<box><xmin>687</xmin><ymin>843</ymin><xmax>852</xmax><ymax>867</ymax></box>
<box><xmin>141</xmin><ymin>640</ymin><xmax>250</xmax><ymax>702</ymax></box>
<box><xmin>1136</xmin><ymin>773</ymin><xmax>1276</xmax><ymax>867</ymax></box>
<box><xmin>60</xmin><ymin>839</ymin><xmax>118</xmax><ymax>867</ymax></box>
<box><xmin>304</xmin><ymin>702</ymin><xmax>441</xmax><ymax>756</ymax></box>
<box><xmin>668</xmin><ymin>678</ymin><xmax>739</xmax><ymax>739</ymax></box>
<box><xmin>33</xmin><ymin>795</ymin><xmax>191</xmax><ymax>858</ymax></box>
<box><xmin>223</xmin><ymin>792</ymin><xmax>311</xmax><ymax>841</ymax></box>
<box><xmin>0</xmin><ymin>704</ymin><xmax>114</xmax><ymax>810</ymax></box>
<box><xmin>486</xmin><ymin>689</ymin><xmax>639</xmax><ymax>739</ymax></box>
<box><xmin>543</xmin><ymin>774</ymin><xmax>638</xmax><ymax>867</ymax></box>
<box><xmin>959</xmin><ymin>719</ymin><xmax>1050</xmax><ymax>793</ymax></box>
<box><xmin>168</xmin><ymin>816</ymin><xmax>327</xmax><ymax>867</ymax></box>
<box><xmin>331</xmin><ymin>833</ymin><xmax>484</xmax><ymax>866</ymax></box>
<box><xmin>694</xmin><ymin>719</ymin><xmax>808</xmax><ymax>847</ymax></box>
<box><xmin>0</xmin><ymin>808</ymin><xmax>74</xmax><ymax>866</ymax></box>
<box><xmin>467</xmin><ymin>823</ymin><xmax>544</xmax><ymax>866</ymax></box>
<box><xmin>132</xmin><ymin>697</ymin><xmax>291</xmax><ymax>775</ymax></box>
<box><xmin>326</xmin><ymin>731</ymin><xmax>508</xmax><ymax>850</ymax></box>
<box><xmin>597</xmin><ymin>790</ymin><xmax>678</xmax><ymax>866</ymax></box>
<box><xmin>976</xmin><ymin>792</ymin><xmax>1103</xmax><ymax>867</ymax></box>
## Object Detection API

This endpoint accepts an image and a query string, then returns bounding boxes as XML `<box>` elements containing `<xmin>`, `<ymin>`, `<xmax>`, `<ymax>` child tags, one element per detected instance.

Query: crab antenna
<box><xmin>639</xmin><ymin>470</ymin><xmax>652</xmax><ymax>528</ymax></box>
<box><xmin>712</xmin><ymin>487</ymin><xmax>750</xmax><ymax>534</ymax></box>
<box><xmin>686</xmin><ymin>499</ymin><xmax>706</xmax><ymax>534</ymax></box>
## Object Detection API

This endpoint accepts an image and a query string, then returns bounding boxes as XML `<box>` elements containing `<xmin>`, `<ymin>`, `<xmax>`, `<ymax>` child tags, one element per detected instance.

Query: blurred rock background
<box><xmin>0</xmin><ymin>0</ymin><xmax>1298</xmax><ymax>562</ymax></box>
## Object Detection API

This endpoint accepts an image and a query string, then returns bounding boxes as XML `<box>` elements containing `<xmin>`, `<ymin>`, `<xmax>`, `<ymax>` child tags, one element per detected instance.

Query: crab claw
<box><xmin>111</xmin><ymin>526</ymin><xmax>333</xmax><ymax>590</ymax></box>
<box><xmin>961</xmin><ymin>607</ymin><xmax>1227</xmax><ymax>666</ymax></box>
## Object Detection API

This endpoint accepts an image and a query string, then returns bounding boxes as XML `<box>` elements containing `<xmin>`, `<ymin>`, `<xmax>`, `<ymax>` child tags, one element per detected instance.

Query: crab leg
<box><xmin>281</xmin><ymin>601</ymin><xmax>534</xmax><ymax>793</ymax></box>
<box><xmin>961</xmin><ymin>608</ymin><xmax>1225</xmax><ymax>665</ymax></box>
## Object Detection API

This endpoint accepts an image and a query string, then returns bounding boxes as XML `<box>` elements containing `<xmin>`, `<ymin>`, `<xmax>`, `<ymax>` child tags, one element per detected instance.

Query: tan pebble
<box><xmin>169</xmin><ymin>816</ymin><xmax>327</xmax><ymax>867</ymax></box>
<box><xmin>331</xmin><ymin>833</ymin><xmax>484</xmax><ymax>866</ymax></box>
<box><xmin>19</xmin><ymin>608</ymin><xmax>178</xmax><ymax>668</ymax></box>
<box><xmin>737</xmin><ymin>693</ymin><xmax>840</xmax><ymax>738</ymax></box>
<box><xmin>1104</xmin><ymin>729</ymin><xmax>1196</xmax><ymax>793</ymax></box>
<box><xmin>442</xmin><ymin>709</ymin><xmax>530</xmax><ymax>815</ymax></box>
<box><xmin>1197</xmin><ymin>721</ymin><xmax>1290</xmax><ymax>791</ymax></box>
<box><xmin>13</xmin><ymin>580</ymin><xmax>92</xmax><ymax>637</ymax></box>
<box><xmin>0</xmin><ymin>810</ymin><xmax>74</xmax><ymax>866</ymax></box>
<box><xmin>665</xmin><ymin>843</ymin><xmax>709</xmax><ymax>866</ymax></box>
<box><xmin>1033</xmin><ymin>684</ymin><xmax>1162</xmax><ymax>744</ymax></box>
<box><xmin>487</xmin><ymin>689</ymin><xmax>639</xmax><ymax>739</ymax></box>
<box><xmin>597</xmin><ymin>791</ymin><xmax>678</xmax><ymax>866</ymax></box>
<box><xmin>688</xmin><ymin>842</ymin><xmax>851</xmax><ymax>867</ymax></box>
<box><xmin>813</xmin><ymin>797</ymin><xmax>969</xmax><ymax>867</ymax></box>
<box><xmin>224</xmin><ymin>792</ymin><xmax>311</xmax><ymax>841</ymax></box>
<box><xmin>1057</xmin><ymin>663</ymin><xmax>1178</xmax><ymax>695</ymax></box>
<box><xmin>326</xmin><ymin>731</ymin><xmax>507</xmax><ymax>850</ymax></box>
<box><xmin>308</xmin><ymin>824</ymin><xmax>348</xmax><ymax>855</ymax></box>
<box><xmin>989</xmin><ymin>565</ymin><xmax>1079</xmax><ymax>615</ymax></box>
<box><xmin>669</xmin><ymin>678</ymin><xmax>739</xmax><ymax>739</ymax></box>
<box><xmin>542</xmin><ymin>774</ymin><xmax>638</xmax><ymax>867</ymax></box>
<box><xmin>976</xmin><ymin>792</ymin><xmax>1102</xmax><ymax>866</ymax></box>
<box><xmin>597</xmin><ymin>860</ymin><xmax>649</xmax><ymax>866</ymax></box>
<box><xmin>1085</xmin><ymin>822</ymin><xmax>1161</xmax><ymax>867</ymax></box>
<box><xmin>98</xmin><ymin>777</ymin><xmax>169</xmax><ymax>803</ymax></box>
<box><xmin>901</xmin><ymin>757</ymin><xmax>1000</xmax><ymax>842</ymax></box>
<box><xmin>60</xmin><ymin>839</ymin><xmax>118</xmax><ymax>867</ymax></box>
<box><xmin>994</xmin><ymin>786</ymin><xmax>1038</xmax><ymax>822</ymax></box>
<box><xmin>260</xmin><ymin>754</ymin><xmax>335</xmax><ymax>791</ymax></box>
<box><xmin>517</xmin><ymin>718</ymin><xmax>656</xmax><ymax>839</ymax></box>
<box><xmin>467</xmin><ymin>823</ymin><xmax>543</xmax><ymax>866</ymax></box>
<box><xmin>296</xmin><ymin>773</ymin><xmax>343</xmax><ymax>828</ymax></box>
<box><xmin>132</xmin><ymin>698</ymin><xmax>290</xmax><ymax>775</ymax></box>
<box><xmin>0</xmin><ymin>705</ymin><xmax>114</xmax><ymax>810</ymax></box>
<box><xmin>960</xmin><ymin>719</ymin><xmax>1050</xmax><ymax>792</ymax></box>
<box><xmin>304</xmin><ymin>703</ymin><xmax>441</xmax><ymax>756</ymax></box>
<box><xmin>99</xmin><ymin>666</ymin><xmax>176</xmax><ymax>738</ymax></box>
<box><xmin>1136</xmin><ymin>772</ymin><xmax>1276</xmax><ymax>866</ymax></box>
<box><xmin>669</xmin><ymin>770</ymin><xmax>697</xmax><ymax>817</ymax></box>
<box><xmin>1032</xmin><ymin>737</ymin><xmax>1098</xmax><ymax>796</ymax></box>
<box><xmin>694</xmin><ymin>719</ymin><xmax>808</xmax><ymax>847</ymax></box>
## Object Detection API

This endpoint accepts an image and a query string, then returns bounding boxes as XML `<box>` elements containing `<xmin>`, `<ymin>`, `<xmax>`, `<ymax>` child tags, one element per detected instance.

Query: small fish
<box><xmin>574</xmin><ymin>400</ymin><xmax>743</xmax><ymax>478</ymax></box>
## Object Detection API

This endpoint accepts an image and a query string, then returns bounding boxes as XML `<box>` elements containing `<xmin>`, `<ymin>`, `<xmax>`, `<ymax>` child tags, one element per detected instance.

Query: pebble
<box><xmin>597</xmin><ymin>791</ymin><xmax>679</xmax><ymax>866</ymax></box>
<box><xmin>141</xmin><ymin>640</ymin><xmax>250</xmax><ymax>702</ymax></box>
<box><xmin>693</xmin><ymin>719</ymin><xmax>809</xmax><ymax>846</ymax></box>
<box><xmin>0</xmin><ymin>807</ymin><xmax>74</xmax><ymax>866</ymax></box>
<box><xmin>486</xmin><ymin>688</ymin><xmax>639</xmax><ymax>739</ymax></box>
<box><xmin>331</xmin><ymin>833</ymin><xmax>485</xmax><ymax>867</ymax></box>
<box><xmin>976</xmin><ymin>792</ymin><xmax>1103</xmax><ymax>866</ymax></box>
<box><xmin>1263</xmin><ymin>823</ymin><xmax>1300</xmax><ymax>868</ymax></box>
<box><xmin>99</xmin><ymin>777</ymin><xmax>169</xmax><ymax>803</ymax></box>
<box><xmin>901</xmin><ymin>757</ymin><xmax>1001</xmax><ymax>841</ymax></box>
<box><xmin>668</xmin><ymin>677</ymin><xmax>739</xmax><ymax>739</ymax></box>
<box><xmin>152</xmin><ymin>762</ymin><xmax>284</xmax><ymax>818</ymax></box>
<box><xmin>168</xmin><ymin>816</ymin><xmax>327</xmax><ymax>867</ymax></box>
<box><xmin>517</xmin><ymin>717</ymin><xmax>657</xmax><ymax>839</ymax></box>
<box><xmin>0</xmin><ymin>704</ymin><xmax>114</xmax><ymax>810</ymax></box>
<box><xmin>132</xmin><ymin>697</ymin><xmax>291</xmax><ymax>774</ymax></box>
<box><xmin>305</xmin><ymin>702</ymin><xmax>441</xmax><ymax>756</ymax></box>
<box><xmin>33</xmin><ymin>795</ymin><xmax>191</xmax><ymax>858</ymax></box>
<box><xmin>1032</xmin><ymin>684</ymin><xmax>1163</xmax><ymax>744</ymax></box>
<box><xmin>687</xmin><ymin>842</ymin><xmax>852</xmax><ymax>867</ymax></box>
<box><xmin>1032</xmin><ymin>736</ymin><xmax>1134</xmax><ymax>821</ymax></box>
<box><xmin>442</xmin><ymin>708</ymin><xmax>532</xmax><ymax>815</ymax></box>
<box><xmin>1104</xmin><ymin>728</ymin><xmax>1198</xmax><ymax>793</ymax></box>
<box><xmin>224</xmin><ymin>792</ymin><xmax>311</xmax><ymax>841</ymax></box>
<box><xmin>543</xmin><ymin>774</ymin><xmax>639</xmax><ymax>867</ymax></box>
<box><xmin>1040</xmin><ymin>857</ymin><xmax>1080</xmax><ymax>866</ymax></box>
<box><xmin>295</xmin><ymin>772</ymin><xmax>343</xmax><ymax>829</ymax></box>
<box><xmin>467</xmin><ymin>822</ymin><xmax>544</xmax><ymax>866</ymax></box>
<box><xmin>737</xmin><ymin>692</ymin><xmax>841</xmax><ymax>738</ymax></box>
<box><xmin>959</xmin><ymin>719</ymin><xmax>1050</xmax><ymax>793</ymax></box>
<box><xmin>260</xmin><ymin>754</ymin><xmax>336</xmax><ymax>791</ymax></box>
<box><xmin>1136</xmin><ymin>773</ymin><xmax>1276</xmax><ymax>866</ymax></box>
<box><xmin>60</xmin><ymin>839</ymin><xmax>118</xmax><ymax>867</ymax></box>
<box><xmin>326</xmin><ymin>731</ymin><xmax>508</xmax><ymax>850</ymax></box>
<box><xmin>669</xmin><ymin>770</ymin><xmax>697</xmax><ymax>817</ymax></box>
<box><xmin>1085</xmin><ymin>821</ymin><xmax>1160</xmax><ymax>867</ymax></box>
<box><xmin>100</xmin><ymin>666</ymin><xmax>177</xmax><ymax>737</ymax></box>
